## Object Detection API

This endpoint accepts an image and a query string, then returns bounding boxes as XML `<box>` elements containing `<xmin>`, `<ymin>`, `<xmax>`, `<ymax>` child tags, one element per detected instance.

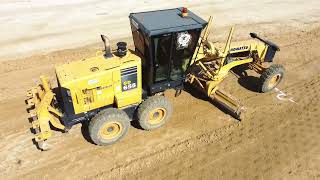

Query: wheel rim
<box><xmin>268</xmin><ymin>74</ymin><xmax>281</xmax><ymax>89</ymax></box>
<box><xmin>99</xmin><ymin>121</ymin><xmax>123</xmax><ymax>139</ymax></box>
<box><xmin>148</xmin><ymin>108</ymin><xmax>166</xmax><ymax>125</ymax></box>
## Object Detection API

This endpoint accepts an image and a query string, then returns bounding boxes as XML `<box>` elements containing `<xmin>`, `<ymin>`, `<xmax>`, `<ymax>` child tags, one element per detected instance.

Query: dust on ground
<box><xmin>0</xmin><ymin>1</ymin><xmax>320</xmax><ymax>180</ymax></box>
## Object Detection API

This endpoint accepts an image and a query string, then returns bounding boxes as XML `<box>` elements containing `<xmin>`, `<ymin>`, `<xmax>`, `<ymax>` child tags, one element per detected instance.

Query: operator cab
<box><xmin>129</xmin><ymin>7</ymin><xmax>207</xmax><ymax>95</ymax></box>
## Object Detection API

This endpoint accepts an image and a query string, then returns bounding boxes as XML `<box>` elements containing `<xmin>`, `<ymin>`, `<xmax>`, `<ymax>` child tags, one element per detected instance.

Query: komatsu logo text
<box><xmin>230</xmin><ymin>46</ymin><xmax>249</xmax><ymax>52</ymax></box>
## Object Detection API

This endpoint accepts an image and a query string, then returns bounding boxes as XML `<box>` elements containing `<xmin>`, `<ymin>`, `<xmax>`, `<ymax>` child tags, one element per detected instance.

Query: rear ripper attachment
<box><xmin>26</xmin><ymin>76</ymin><xmax>65</xmax><ymax>150</ymax></box>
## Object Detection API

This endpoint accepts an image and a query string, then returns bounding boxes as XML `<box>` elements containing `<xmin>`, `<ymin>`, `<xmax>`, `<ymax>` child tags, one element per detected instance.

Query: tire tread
<box><xmin>260</xmin><ymin>64</ymin><xmax>285</xmax><ymax>92</ymax></box>
<box><xmin>137</xmin><ymin>96</ymin><xmax>173</xmax><ymax>130</ymax></box>
<box><xmin>89</xmin><ymin>108</ymin><xmax>130</xmax><ymax>146</ymax></box>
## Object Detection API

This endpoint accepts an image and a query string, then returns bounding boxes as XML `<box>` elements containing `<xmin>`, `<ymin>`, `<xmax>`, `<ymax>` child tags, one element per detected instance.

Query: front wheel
<box><xmin>89</xmin><ymin>108</ymin><xmax>130</xmax><ymax>146</ymax></box>
<box><xmin>137</xmin><ymin>96</ymin><xmax>173</xmax><ymax>130</ymax></box>
<box><xmin>260</xmin><ymin>64</ymin><xmax>285</xmax><ymax>93</ymax></box>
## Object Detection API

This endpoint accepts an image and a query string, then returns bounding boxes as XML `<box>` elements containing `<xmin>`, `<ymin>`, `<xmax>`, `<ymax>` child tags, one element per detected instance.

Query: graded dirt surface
<box><xmin>1</xmin><ymin>1</ymin><xmax>320</xmax><ymax>180</ymax></box>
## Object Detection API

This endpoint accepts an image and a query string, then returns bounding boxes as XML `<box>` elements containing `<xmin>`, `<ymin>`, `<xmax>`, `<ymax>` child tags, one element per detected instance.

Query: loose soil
<box><xmin>0</xmin><ymin>1</ymin><xmax>320</xmax><ymax>179</ymax></box>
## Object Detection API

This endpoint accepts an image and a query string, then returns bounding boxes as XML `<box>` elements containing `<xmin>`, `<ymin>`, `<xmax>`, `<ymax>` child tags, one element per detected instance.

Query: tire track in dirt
<box><xmin>122</xmin><ymin>74</ymin><xmax>320</xmax><ymax>180</ymax></box>
<box><xmin>87</xmin><ymin>27</ymin><xmax>319</xmax><ymax>178</ymax></box>
<box><xmin>1</xmin><ymin>24</ymin><xmax>320</xmax><ymax>180</ymax></box>
<box><xmin>0</xmin><ymin>88</ymin><xmax>234</xmax><ymax>179</ymax></box>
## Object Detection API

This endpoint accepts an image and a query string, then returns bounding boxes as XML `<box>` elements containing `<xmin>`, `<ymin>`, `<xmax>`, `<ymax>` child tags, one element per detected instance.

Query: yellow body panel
<box><xmin>56</xmin><ymin>50</ymin><xmax>142</xmax><ymax>114</ymax></box>
<box><xmin>229</xmin><ymin>40</ymin><xmax>267</xmax><ymax>59</ymax></box>
<box><xmin>27</xmin><ymin>50</ymin><xmax>142</xmax><ymax>149</ymax></box>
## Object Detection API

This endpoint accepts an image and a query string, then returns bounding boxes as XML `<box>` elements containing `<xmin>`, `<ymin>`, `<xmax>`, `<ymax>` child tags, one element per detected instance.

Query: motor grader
<box><xmin>26</xmin><ymin>7</ymin><xmax>284</xmax><ymax>150</ymax></box>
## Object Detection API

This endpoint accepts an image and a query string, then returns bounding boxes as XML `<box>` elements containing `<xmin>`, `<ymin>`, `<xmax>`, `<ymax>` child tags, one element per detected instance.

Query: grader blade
<box><xmin>209</xmin><ymin>89</ymin><xmax>243</xmax><ymax>120</ymax></box>
<box><xmin>26</xmin><ymin>76</ymin><xmax>65</xmax><ymax>150</ymax></box>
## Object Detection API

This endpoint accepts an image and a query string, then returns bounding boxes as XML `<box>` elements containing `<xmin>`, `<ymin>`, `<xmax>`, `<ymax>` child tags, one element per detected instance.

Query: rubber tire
<box><xmin>260</xmin><ymin>64</ymin><xmax>285</xmax><ymax>93</ymax></box>
<box><xmin>89</xmin><ymin>108</ymin><xmax>130</xmax><ymax>146</ymax></box>
<box><xmin>137</xmin><ymin>96</ymin><xmax>173</xmax><ymax>130</ymax></box>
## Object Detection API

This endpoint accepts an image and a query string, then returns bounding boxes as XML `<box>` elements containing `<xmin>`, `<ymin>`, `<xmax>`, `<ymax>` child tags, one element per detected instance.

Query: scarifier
<box><xmin>26</xmin><ymin>7</ymin><xmax>285</xmax><ymax>150</ymax></box>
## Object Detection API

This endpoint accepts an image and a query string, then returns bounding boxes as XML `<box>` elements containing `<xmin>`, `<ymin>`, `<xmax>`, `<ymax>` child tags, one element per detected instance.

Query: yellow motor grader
<box><xmin>26</xmin><ymin>7</ymin><xmax>284</xmax><ymax>150</ymax></box>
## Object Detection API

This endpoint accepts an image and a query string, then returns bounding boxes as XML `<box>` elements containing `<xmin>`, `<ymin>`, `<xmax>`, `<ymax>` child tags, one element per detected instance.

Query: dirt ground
<box><xmin>1</xmin><ymin>0</ymin><xmax>320</xmax><ymax>60</ymax></box>
<box><xmin>1</xmin><ymin>1</ymin><xmax>320</xmax><ymax>180</ymax></box>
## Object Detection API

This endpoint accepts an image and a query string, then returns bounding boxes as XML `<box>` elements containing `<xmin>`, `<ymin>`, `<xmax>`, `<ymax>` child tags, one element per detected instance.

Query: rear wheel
<box><xmin>137</xmin><ymin>96</ymin><xmax>173</xmax><ymax>130</ymax></box>
<box><xmin>89</xmin><ymin>108</ymin><xmax>130</xmax><ymax>146</ymax></box>
<box><xmin>260</xmin><ymin>64</ymin><xmax>285</xmax><ymax>92</ymax></box>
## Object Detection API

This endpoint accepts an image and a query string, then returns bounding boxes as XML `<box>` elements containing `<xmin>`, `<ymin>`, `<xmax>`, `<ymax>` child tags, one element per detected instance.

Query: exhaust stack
<box><xmin>101</xmin><ymin>34</ymin><xmax>113</xmax><ymax>58</ymax></box>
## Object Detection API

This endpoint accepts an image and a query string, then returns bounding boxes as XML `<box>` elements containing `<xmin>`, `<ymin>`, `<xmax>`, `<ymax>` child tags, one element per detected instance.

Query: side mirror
<box><xmin>250</xmin><ymin>32</ymin><xmax>258</xmax><ymax>39</ymax></box>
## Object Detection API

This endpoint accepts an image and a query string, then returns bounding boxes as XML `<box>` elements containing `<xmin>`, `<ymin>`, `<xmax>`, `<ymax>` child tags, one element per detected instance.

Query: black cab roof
<box><xmin>129</xmin><ymin>7</ymin><xmax>207</xmax><ymax>36</ymax></box>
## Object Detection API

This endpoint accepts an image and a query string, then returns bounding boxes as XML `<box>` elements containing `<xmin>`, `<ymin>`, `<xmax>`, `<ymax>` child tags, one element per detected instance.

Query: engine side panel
<box><xmin>114</xmin><ymin>59</ymin><xmax>142</xmax><ymax>108</ymax></box>
<box><xmin>56</xmin><ymin>51</ymin><xmax>142</xmax><ymax>116</ymax></box>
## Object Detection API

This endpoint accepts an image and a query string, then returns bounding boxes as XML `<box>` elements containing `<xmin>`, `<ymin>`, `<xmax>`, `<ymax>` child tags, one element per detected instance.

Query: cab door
<box><xmin>153</xmin><ymin>34</ymin><xmax>173</xmax><ymax>82</ymax></box>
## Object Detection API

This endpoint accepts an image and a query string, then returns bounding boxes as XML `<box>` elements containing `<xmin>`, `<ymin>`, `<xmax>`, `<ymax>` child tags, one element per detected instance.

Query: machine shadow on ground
<box><xmin>80</xmin><ymin>122</ymin><xmax>95</xmax><ymax>145</ymax></box>
<box><xmin>232</xmin><ymin>65</ymin><xmax>260</xmax><ymax>92</ymax></box>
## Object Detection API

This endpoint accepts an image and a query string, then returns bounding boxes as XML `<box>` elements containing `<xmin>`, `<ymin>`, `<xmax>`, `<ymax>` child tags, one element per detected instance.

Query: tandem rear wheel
<box><xmin>89</xmin><ymin>108</ymin><xmax>130</xmax><ymax>146</ymax></box>
<box><xmin>137</xmin><ymin>96</ymin><xmax>173</xmax><ymax>130</ymax></box>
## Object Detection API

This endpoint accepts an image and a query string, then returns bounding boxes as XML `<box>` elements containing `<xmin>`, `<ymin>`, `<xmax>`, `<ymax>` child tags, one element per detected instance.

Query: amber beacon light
<box><xmin>181</xmin><ymin>7</ymin><xmax>188</xmax><ymax>17</ymax></box>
